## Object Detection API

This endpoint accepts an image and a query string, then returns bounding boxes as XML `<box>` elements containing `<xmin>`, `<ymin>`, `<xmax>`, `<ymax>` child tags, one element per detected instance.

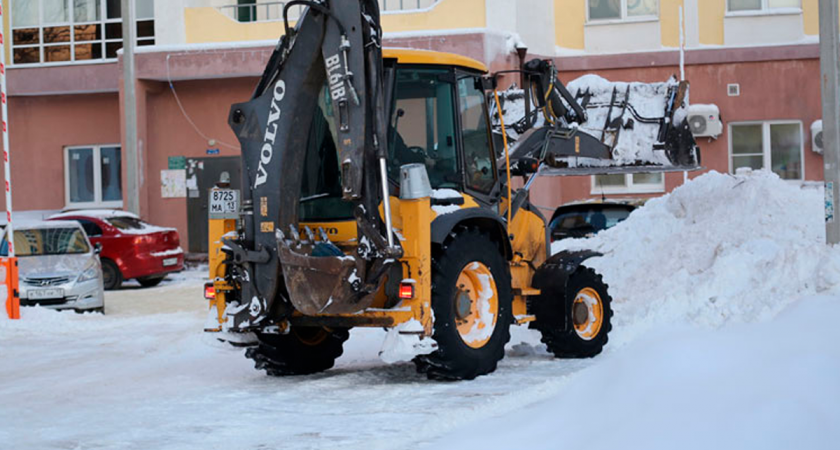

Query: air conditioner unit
<box><xmin>812</xmin><ymin>120</ymin><xmax>824</xmax><ymax>155</ymax></box>
<box><xmin>687</xmin><ymin>104</ymin><xmax>722</xmax><ymax>138</ymax></box>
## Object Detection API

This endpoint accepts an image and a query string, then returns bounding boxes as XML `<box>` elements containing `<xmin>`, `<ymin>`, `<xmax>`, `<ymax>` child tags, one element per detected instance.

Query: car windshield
<box><xmin>2</xmin><ymin>228</ymin><xmax>90</xmax><ymax>256</ymax></box>
<box><xmin>106</xmin><ymin>217</ymin><xmax>148</xmax><ymax>230</ymax></box>
<box><xmin>551</xmin><ymin>207</ymin><xmax>633</xmax><ymax>235</ymax></box>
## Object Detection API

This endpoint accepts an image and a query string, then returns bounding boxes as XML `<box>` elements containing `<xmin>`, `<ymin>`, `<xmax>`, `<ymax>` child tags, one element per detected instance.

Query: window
<box><xmin>235</xmin><ymin>0</ymin><xmax>257</xmax><ymax>23</ymax></box>
<box><xmin>592</xmin><ymin>172</ymin><xmax>664</xmax><ymax>194</ymax></box>
<box><xmin>75</xmin><ymin>219</ymin><xmax>103</xmax><ymax>237</ymax></box>
<box><xmin>730</xmin><ymin>122</ymin><xmax>802</xmax><ymax>180</ymax></box>
<box><xmin>2</xmin><ymin>227</ymin><xmax>90</xmax><ymax>257</ymax></box>
<box><xmin>389</xmin><ymin>68</ymin><xmax>459</xmax><ymax>190</ymax></box>
<box><xmin>65</xmin><ymin>145</ymin><xmax>123</xmax><ymax>208</ymax></box>
<box><xmin>457</xmin><ymin>76</ymin><xmax>496</xmax><ymax>194</ymax></box>
<box><xmin>11</xmin><ymin>0</ymin><xmax>154</xmax><ymax>66</ymax></box>
<box><xmin>588</xmin><ymin>0</ymin><xmax>659</xmax><ymax>21</ymax></box>
<box><xmin>728</xmin><ymin>0</ymin><xmax>800</xmax><ymax>12</ymax></box>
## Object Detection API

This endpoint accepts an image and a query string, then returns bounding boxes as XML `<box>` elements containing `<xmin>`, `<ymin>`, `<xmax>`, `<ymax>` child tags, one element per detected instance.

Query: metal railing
<box><xmin>217</xmin><ymin>0</ymin><xmax>441</xmax><ymax>23</ymax></box>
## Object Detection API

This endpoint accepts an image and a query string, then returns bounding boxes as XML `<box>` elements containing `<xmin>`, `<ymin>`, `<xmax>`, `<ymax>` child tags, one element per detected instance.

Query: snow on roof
<box><xmin>49</xmin><ymin>209</ymin><xmax>140</xmax><ymax>220</ymax></box>
<box><xmin>11</xmin><ymin>219</ymin><xmax>83</xmax><ymax>231</ymax></box>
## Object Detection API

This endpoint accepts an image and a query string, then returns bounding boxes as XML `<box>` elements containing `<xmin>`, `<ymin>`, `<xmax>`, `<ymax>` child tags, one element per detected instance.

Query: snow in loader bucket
<box><xmin>494</xmin><ymin>72</ymin><xmax>702</xmax><ymax>176</ymax></box>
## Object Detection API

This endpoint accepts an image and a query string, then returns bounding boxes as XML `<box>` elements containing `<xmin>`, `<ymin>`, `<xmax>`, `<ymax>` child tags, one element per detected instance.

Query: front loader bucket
<box><xmin>277</xmin><ymin>240</ymin><xmax>373</xmax><ymax>316</ymax></box>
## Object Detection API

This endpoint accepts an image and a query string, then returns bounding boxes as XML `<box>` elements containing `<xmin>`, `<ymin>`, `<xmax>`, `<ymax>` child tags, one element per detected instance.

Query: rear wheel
<box><xmin>137</xmin><ymin>276</ymin><xmax>165</xmax><ymax>288</ymax></box>
<box><xmin>101</xmin><ymin>259</ymin><xmax>122</xmax><ymax>291</ymax></box>
<box><xmin>533</xmin><ymin>266</ymin><xmax>612</xmax><ymax>358</ymax></box>
<box><xmin>245</xmin><ymin>327</ymin><xmax>350</xmax><ymax>376</ymax></box>
<box><xmin>414</xmin><ymin>230</ymin><xmax>512</xmax><ymax>380</ymax></box>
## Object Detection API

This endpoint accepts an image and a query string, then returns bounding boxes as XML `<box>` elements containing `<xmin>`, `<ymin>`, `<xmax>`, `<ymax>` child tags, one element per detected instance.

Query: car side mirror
<box><xmin>94</xmin><ymin>243</ymin><xmax>102</xmax><ymax>255</ymax></box>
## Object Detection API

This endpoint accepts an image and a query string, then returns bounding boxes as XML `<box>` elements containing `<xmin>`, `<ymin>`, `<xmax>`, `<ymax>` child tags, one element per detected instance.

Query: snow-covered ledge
<box><xmin>584</xmin><ymin>20</ymin><xmax>661</xmax><ymax>54</ymax></box>
<box><xmin>724</xmin><ymin>9</ymin><xmax>804</xmax><ymax>47</ymax></box>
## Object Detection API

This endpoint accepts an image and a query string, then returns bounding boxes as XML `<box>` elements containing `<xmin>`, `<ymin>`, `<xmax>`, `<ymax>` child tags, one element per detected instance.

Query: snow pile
<box><xmin>429</xmin><ymin>294</ymin><xmax>840</xmax><ymax>450</ymax></box>
<box><xmin>378</xmin><ymin>319</ymin><xmax>437</xmax><ymax>364</ymax></box>
<box><xmin>554</xmin><ymin>169</ymin><xmax>840</xmax><ymax>344</ymax></box>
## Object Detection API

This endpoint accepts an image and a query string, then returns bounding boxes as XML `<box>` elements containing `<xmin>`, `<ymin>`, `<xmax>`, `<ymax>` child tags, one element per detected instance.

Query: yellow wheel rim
<box><xmin>293</xmin><ymin>327</ymin><xmax>329</xmax><ymax>346</ymax></box>
<box><xmin>454</xmin><ymin>261</ymin><xmax>499</xmax><ymax>349</ymax></box>
<box><xmin>572</xmin><ymin>287</ymin><xmax>604</xmax><ymax>341</ymax></box>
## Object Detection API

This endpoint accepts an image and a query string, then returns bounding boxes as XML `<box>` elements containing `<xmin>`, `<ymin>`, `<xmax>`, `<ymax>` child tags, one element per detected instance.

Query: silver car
<box><xmin>1</xmin><ymin>220</ymin><xmax>105</xmax><ymax>313</ymax></box>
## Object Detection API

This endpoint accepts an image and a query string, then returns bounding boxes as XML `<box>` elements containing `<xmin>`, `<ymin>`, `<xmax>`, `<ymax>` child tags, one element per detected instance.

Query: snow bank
<box><xmin>554</xmin><ymin>169</ymin><xmax>840</xmax><ymax>345</ymax></box>
<box><xmin>430</xmin><ymin>294</ymin><xmax>840</xmax><ymax>450</ymax></box>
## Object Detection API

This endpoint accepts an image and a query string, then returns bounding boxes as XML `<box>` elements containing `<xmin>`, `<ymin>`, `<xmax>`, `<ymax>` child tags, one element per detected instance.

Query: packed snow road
<box><xmin>2</xmin><ymin>170</ymin><xmax>840</xmax><ymax>450</ymax></box>
<box><xmin>0</xmin><ymin>270</ymin><xmax>591</xmax><ymax>450</ymax></box>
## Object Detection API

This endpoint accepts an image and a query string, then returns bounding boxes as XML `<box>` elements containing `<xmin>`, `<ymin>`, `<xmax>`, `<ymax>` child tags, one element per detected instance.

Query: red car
<box><xmin>49</xmin><ymin>210</ymin><xmax>184</xmax><ymax>290</ymax></box>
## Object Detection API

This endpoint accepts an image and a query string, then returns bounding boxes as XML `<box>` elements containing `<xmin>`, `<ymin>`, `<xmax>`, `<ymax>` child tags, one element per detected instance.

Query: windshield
<box><xmin>107</xmin><ymin>217</ymin><xmax>148</xmax><ymax>230</ymax></box>
<box><xmin>2</xmin><ymin>228</ymin><xmax>90</xmax><ymax>256</ymax></box>
<box><xmin>550</xmin><ymin>207</ymin><xmax>633</xmax><ymax>236</ymax></box>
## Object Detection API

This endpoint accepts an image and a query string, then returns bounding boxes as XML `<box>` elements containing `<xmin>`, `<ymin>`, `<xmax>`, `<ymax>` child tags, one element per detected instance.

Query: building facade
<box><xmin>0</xmin><ymin>0</ymin><xmax>829</xmax><ymax>251</ymax></box>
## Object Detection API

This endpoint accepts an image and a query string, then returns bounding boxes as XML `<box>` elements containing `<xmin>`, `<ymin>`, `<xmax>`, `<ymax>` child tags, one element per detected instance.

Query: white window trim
<box><xmin>590</xmin><ymin>173</ymin><xmax>665</xmax><ymax>195</ymax></box>
<box><xmin>728</xmin><ymin>120</ymin><xmax>805</xmax><ymax>181</ymax></box>
<box><xmin>64</xmin><ymin>144</ymin><xmax>124</xmax><ymax>209</ymax></box>
<box><xmin>726</xmin><ymin>0</ymin><xmax>802</xmax><ymax>16</ymax></box>
<box><xmin>586</xmin><ymin>0</ymin><xmax>660</xmax><ymax>24</ymax></box>
<box><xmin>9</xmin><ymin>0</ymin><xmax>154</xmax><ymax>68</ymax></box>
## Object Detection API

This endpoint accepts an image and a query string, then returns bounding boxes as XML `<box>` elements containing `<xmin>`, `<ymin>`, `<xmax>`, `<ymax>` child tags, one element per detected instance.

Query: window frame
<box><xmin>590</xmin><ymin>173</ymin><xmax>665</xmax><ymax>195</ymax></box>
<box><xmin>64</xmin><ymin>144</ymin><xmax>123</xmax><ymax>209</ymax></box>
<box><xmin>728</xmin><ymin>120</ymin><xmax>804</xmax><ymax>180</ymax></box>
<box><xmin>726</xmin><ymin>0</ymin><xmax>802</xmax><ymax>14</ymax></box>
<box><xmin>586</xmin><ymin>0</ymin><xmax>660</xmax><ymax>24</ymax></box>
<box><xmin>10</xmin><ymin>0</ymin><xmax>155</xmax><ymax>67</ymax></box>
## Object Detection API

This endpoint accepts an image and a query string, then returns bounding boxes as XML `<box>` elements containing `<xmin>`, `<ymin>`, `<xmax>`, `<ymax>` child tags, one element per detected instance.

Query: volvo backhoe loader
<box><xmin>204</xmin><ymin>0</ymin><xmax>700</xmax><ymax>380</ymax></box>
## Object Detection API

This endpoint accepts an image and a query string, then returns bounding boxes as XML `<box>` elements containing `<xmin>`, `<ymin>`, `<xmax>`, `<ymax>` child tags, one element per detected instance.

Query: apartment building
<box><xmin>0</xmin><ymin>0</ymin><xmax>828</xmax><ymax>250</ymax></box>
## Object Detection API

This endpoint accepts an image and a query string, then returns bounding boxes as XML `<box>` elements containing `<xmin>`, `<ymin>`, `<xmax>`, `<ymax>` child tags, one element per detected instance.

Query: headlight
<box><xmin>77</xmin><ymin>264</ymin><xmax>100</xmax><ymax>283</ymax></box>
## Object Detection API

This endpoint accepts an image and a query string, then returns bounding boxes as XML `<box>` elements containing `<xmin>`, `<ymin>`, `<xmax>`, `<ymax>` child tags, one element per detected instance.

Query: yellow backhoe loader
<box><xmin>204</xmin><ymin>0</ymin><xmax>700</xmax><ymax>380</ymax></box>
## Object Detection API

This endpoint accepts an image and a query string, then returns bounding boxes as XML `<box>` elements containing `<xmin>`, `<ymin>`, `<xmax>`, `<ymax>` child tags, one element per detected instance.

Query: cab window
<box><xmin>458</xmin><ymin>76</ymin><xmax>496</xmax><ymax>193</ymax></box>
<box><xmin>388</xmin><ymin>68</ymin><xmax>459</xmax><ymax>190</ymax></box>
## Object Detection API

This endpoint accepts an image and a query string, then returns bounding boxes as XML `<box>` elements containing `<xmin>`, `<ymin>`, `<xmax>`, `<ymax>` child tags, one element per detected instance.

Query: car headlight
<box><xmin>77</xmin><ymin>264</ymin><xmax>100</xmax><ymax>283</ymax></box>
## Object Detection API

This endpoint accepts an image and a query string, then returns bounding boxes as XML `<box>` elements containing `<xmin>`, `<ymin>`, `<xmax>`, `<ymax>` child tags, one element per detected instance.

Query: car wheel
<box><xmin>101</xmin><ymin>259</ymin><xmax>123</xmax><ymax>290</ymax></box>
<box><xmin>137</xmin><ymin>276</ymin><xmax>165</xmax><ymax>288</ymax></box>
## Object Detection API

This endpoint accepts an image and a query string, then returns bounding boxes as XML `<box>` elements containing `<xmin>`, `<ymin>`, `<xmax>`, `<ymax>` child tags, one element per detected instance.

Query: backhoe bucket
<box><xmin>276</xmin><ymin>239</ymin><xmax>373</xmax><ymax>316</ymax></box>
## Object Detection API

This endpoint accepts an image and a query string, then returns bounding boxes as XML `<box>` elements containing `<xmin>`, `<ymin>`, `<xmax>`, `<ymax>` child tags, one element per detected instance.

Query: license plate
<box><xmin>209</xmin><ymin>188</ymin><xmax>240</xmax><ymax>219</ymax></box>
<box><xmin>28</xmin><ymin>288</ymin><xmax>64</xmax><ymax>300</ymax></box>
<box><xmin>163</xmin><ymin>257</ymin><xmax>178</xmax><ymax>267</ymax></box>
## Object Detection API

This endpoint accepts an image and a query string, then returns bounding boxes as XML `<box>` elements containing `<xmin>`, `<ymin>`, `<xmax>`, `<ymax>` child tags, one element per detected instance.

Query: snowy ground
<box><xmin>2</xmin><ymin>170</ymin><xmax>840</xmax><ymax>449</ymax></box>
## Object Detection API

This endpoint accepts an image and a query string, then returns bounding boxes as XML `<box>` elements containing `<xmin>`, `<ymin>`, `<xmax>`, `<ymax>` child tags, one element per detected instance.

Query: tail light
<box><xmin>398</xmin><ymin>281</ymin><xmax>415</xmax><ymax>300</ymax></box>
<box><xmin>204</xmin><ymin>283</ymin><xmax>216</xmax><ymax>300</ymax></box>
<box><xmin>133</xmin><ymin>235</ymin><xmax>154</xmax><ymax>246</ymax></box>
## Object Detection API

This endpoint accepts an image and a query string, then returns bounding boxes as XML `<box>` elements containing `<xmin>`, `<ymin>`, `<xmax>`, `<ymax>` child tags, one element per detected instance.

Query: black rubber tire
<box><xmin>137</xmin><ymin>276</ymin><xmax>165</xmax><ymax>288</ymax></box>
<box><xmin>533</xmin><ymin>266</ymin><xmax>613</xmax><ymax>358</ymax></box>
<box><xmin>101</xmin><ymin>259</ymin><xmax>122</xmax><ymax>291</ymax></box>
<box><xmin>414</xmin><ymin>229</ymin><xmax>513</xmax><ymax>381</ymax></box>
<box><xmin>245</xmin><ymin>327</ymin><xmax>350</xmax><ymax>376</ymax></box>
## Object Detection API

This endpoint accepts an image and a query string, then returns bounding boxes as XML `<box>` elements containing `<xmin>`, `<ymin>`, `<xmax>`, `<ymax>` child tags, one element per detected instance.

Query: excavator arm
<box><xmin>223</xmin><ymin>0</ymin><xmax>398</xmax><ymax>329</ymax></box>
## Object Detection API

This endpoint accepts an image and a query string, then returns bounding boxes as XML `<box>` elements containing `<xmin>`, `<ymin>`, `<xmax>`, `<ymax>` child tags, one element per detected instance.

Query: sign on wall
<box><xmin>161</xmin><ymin>169</ymin><xmax>187</xmax><ymax>198</ymax></box>
<box><xmin>168</xmin><ymin>156</ymin><xmax>187</xmax><ymax>170</ymax></box>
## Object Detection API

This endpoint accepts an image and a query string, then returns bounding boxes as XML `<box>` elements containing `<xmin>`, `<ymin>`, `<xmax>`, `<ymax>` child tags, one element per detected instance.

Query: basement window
<box><xmin>591</xmin><ymin>173</ymin><xmax>664</xmax><ymax>195</ymax></box>
<box><xmin>729</xmin><ymin>121</ymin><xmax>803</xmax><ymax>180</ymax></box>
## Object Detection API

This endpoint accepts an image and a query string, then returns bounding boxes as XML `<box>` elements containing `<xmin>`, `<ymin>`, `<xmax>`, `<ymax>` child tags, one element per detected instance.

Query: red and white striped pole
<box><xmin>0</xmin><ymin>3</ymin><xmax>19</xmax><ymax>320</ymax></box>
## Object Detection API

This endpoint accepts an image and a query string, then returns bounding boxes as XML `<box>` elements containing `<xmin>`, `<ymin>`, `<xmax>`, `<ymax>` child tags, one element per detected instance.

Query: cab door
<box><xmin>455</xmin><ymin>73</ymin><xmax>499</xmax><ymax>204</ymax></box>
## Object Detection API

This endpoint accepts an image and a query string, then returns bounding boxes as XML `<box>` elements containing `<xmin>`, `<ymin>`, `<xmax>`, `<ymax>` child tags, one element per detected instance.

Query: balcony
<box><xmin>217</xmin><ymin>0</ymin><xmax>442</xmax><ymax>23</ymax></box>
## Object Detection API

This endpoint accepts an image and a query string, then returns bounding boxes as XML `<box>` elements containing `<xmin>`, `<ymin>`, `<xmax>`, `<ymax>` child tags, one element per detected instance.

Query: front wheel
<box><xmin>414</xmin><ymin>229</ymin><xmax>512</xmax><ymax>380</ymax></box>
<box><xmin>533</xmin><ymin>266</ymin><xmax>613</xmax><ymax>358</ymax></box>
<box><xmin>101</xmin><ymin>259</ymin><xmax>123</xmax><ymax>291</ymax></box>
<box><xmin>245</xmin><ymin>327</ymin><xmax>349</xmax><ymax>376</ymax></box>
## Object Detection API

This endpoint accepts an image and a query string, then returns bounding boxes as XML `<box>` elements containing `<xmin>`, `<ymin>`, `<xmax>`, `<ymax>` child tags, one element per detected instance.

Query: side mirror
<box><xmin>94</xmin><ymin>243</ymin><xmax>102</xmax><ymax>255</ymax></box>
